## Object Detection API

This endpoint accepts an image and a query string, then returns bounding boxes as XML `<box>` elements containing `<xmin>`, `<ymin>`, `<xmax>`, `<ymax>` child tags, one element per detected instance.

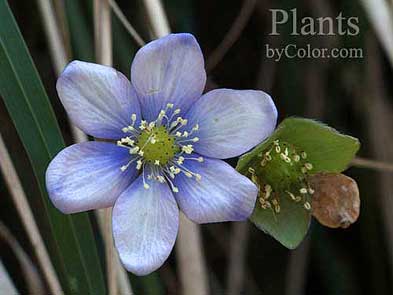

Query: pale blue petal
<box><xmin>57</xmin><ymin>61</ymin><xmax>141</xmax><ymax>139</ymax></box>
<box><xmin>131</xmin><ymin>33</ymin><xmax>206</xmax><ymax>122</ymax></box>
<box><xmin>46</xmin><ymin>142</ymin><xmax>137</xmax><ymax>213</ymax></box>
<box><xmin>173</xmin><ymin>156</ymin><xmax>258</xmax><ymax>223</ymax></box>
<box><xmin>112</xmin><ymin>175</ymin><xmax>179</xmax><ymax>276</ymax></box>
<box><xmin>184</xmin><ymin>89</ymin><xmax>277</xmax><ymax>159</ymax></box>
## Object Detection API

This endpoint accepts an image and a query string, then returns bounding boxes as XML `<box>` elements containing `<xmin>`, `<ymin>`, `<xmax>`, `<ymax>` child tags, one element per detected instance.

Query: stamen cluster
<box><xmin>116</xmin><ymin>103</ymin><xmax>203</xmax><ymax>192</ymax></box>
<box><xmin>248</xmin><ymin>140</ymin><xmax>314</xmax><ymax>214</ymax></box>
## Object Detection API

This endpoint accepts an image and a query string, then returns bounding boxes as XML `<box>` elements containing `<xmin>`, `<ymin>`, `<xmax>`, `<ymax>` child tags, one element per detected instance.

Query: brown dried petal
<box><xmin>309</xmin><ymin>173</ymin><xmax>360</xmax><ymax>229</ymax></box>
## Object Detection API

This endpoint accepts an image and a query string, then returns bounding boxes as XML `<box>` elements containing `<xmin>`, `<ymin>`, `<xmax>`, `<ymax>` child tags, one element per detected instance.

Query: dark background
<box><xmin>1</xmin><ymin>0</ymin><xmax>392</xmax><ymax>294</ymax></box>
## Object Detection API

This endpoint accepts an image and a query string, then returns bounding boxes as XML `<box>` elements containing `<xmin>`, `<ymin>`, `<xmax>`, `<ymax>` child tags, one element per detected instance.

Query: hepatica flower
<box><xmin>46</xmin><ymin>33</ymin><xmax>277</xmax><ymax>275</ymax></box>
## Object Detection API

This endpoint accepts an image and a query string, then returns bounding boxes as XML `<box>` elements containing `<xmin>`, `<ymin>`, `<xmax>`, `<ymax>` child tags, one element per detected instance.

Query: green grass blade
<box><xmin>64</xmin><ymin>0</ymin><xmax>94</xmax><ymax>61</ymax></box>
<box><xmin>0</xmin><ymin>1</ymin><xmax>106</xmax><ymax>293</ymax></box>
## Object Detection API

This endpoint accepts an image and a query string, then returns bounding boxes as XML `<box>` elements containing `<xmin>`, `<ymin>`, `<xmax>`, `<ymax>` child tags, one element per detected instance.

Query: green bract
<box><xmin>236</xmin><ymin>117</ymin><xmax>360</xmax><ymax>249</ymax></box>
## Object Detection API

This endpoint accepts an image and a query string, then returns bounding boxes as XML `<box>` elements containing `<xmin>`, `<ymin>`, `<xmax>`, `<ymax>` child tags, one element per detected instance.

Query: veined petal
<box><xmin>46</xmin><ymin>142</ymin><xmax>137</xmax><ymax>213</ymax></box>
<box><xmin>57</xmin><ymin>61</ymin><xmax>141</xmax><ymax>139</ymax></box>
<box><xmin>131</xmin><ymin>33</ymin><xmax>206</xmax><ymax>122</ymax></box>
<box><xmin>173</xmin><ymin>156</ymin><xmax>258</xmax><ymax>223</ymax></box>
<box><xmin>184</xmin><ymin>89</ymin><xmax>277</xmax><ymax>159</ymax></box>
<box><xmin>113</xmin><ymin>175</ymin><xmax>179</xmax><ymax>275</ymax></box>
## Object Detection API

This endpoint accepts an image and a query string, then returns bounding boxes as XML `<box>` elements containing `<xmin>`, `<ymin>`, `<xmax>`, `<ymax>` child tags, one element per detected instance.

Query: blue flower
<box><xmin>46</xmin><ymin>33</ymin><xmax>277</xmax><ymax>275</ymax></box>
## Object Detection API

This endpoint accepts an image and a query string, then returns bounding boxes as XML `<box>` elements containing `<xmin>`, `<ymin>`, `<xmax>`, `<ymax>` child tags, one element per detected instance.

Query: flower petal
<box><xmin>131</xmin><ymin>33</ymin><xmax>206</xmax><ymax>122</ymax></box>
<box><xmin>184</xmin><ymin>89</ymin><xmax>277</xmax><ymax>159</ymax></box>
<box><xmin>46</xmin><ymin>142</ymin><xmax>137</xmax><ymax>213</ymax></box>
<box><xmin>173</xmin><ymin>156</ymin><xmax>258</xmax><ymax>223</ymax></box>
<box><xmin>113</xmin><ymin>175</ymin><xmax>179</xmax><ymax>275</ymax></box>
<box><xmin>57</xmin><ymin>61</ymin><xmax>141</xmax><ymax>139</ymax></box>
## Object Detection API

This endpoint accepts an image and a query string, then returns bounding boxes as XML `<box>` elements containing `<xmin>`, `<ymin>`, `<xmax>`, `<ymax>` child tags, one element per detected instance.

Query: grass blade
<box><xmin>0</xmin><ymin>0</ymin><xmax>106</xmax><ymax>293</ymax></box>
<box><xmin>0</xmin><ymin>260</ymin><xmax>17</xmax><ymax>294</ymax></box>
<box><xmin>0</xmin><ymin>133</ymin><xmax>63</xmax><ymax>294</ymax></box>
<box><xmin>361</xmin><ymin>0</ymin><xmax>393</xmax><ymax>67</ymax></box>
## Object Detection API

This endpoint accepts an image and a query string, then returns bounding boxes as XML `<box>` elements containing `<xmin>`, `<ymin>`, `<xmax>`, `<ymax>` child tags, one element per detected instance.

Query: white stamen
<box><xmin>163</xmin><ymin>173</ymin><xmax>179</xmax><ymax>193</ymax></box>
<box><xmin>170</xmin><ymin>120</ymin><xmax>179</xmax><ymax>129</ymax></box>
<box><xmin>165</xmin><ymin>108</ymin><xmax>181</xmax><ymax>128</ymax></box>
<box><xmin>265</xmin><ymin>184</ymin><xmax>272</xmax><ymax>193</ymax></box>
<box><xmin>169</xmin><ymin>165</ymin><xmax>181</xmax><ymax>175</ymax></box>
<box><xmin>120</xmin><ymin>156</ymin><xmax>141</xmax><ymax>172</ymax></box>
<box><xmin>300</xmin><ymin>188</ymin><xmax>308</xmax><ymax>194</ymax></box>
<box><xmin>148</xmin><ymin>121</ymin><xmax>156</xmax><ymax>129</ymax></box>
<box><xmin>130</xmin><ymin>146</ymin><xmax>139</xmax><ymax>155</ymax></box>
<box><xmin>130</xmin><ymin>147</ymin><xmax>140</xmax><ymax>154</ymax></box>
<box><xmin>142</xmin><ymin>163</ymin><xmax>150</xmax><ymax>189</ymax></box>
<box><xmin>118</xmin><ymin>104</ymin><xmax>206</xmax><ymax>187</ymax></box>
<box><xmin>304</xmin><ymin>202</ymin><xmax>311</xmax><ymax>210</ymax></box>
<box><xmin>139</xmin><ymin>120</ymin><xmax>147</xmax><ymax>130</ymax></box>
<box><xmin>171</xmin><ymin>161</ymin><xmax>201</xmax><ymax>181</ymax></box>
<box><xmin>170</xmin><ymin>117</ymin><xmax>188</xmax><ymax>134</ymax></box>
<box><xmin>157</xmin><ymin>175</ymin><xmax>165</xmax><ymax>183</ymax></box>
<box><xmin>177</xmin><ymin>156</ymin><xmax>184</xmax><ymax>165</ymax></box>
<box><xmin>181</xmin><ymin>145</ymin><xmax>194</xmax><ymax>154</ymax></box>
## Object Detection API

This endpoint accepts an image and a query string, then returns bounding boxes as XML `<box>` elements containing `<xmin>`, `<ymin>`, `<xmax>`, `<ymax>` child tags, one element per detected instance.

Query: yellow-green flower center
<box><xmin>117</xmin><ymin>105</ymin><xmax>203</xmax><ymax>192</ymax></box>
<box><xmin>136</xmin><ymin>125</ymin><xmax>179</xmax><ymax>165</ymax></box>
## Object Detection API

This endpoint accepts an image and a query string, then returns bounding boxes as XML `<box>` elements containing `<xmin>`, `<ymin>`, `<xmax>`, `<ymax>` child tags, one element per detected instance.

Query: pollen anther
<box><xmin>117</xmin><ymin>104</ymin><xmax>204</xmax><ymax>190</ymax></box>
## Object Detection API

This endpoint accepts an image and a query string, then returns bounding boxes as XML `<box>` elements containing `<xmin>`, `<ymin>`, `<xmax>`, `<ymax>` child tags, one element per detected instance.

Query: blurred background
<box><xmin>0</xmin><ymin>0</ymin><xmax>392</xmax><ymax>294</ymax></box>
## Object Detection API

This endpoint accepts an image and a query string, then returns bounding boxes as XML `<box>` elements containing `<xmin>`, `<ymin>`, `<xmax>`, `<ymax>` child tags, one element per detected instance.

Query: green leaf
<box><xmin>238</xmin><ymin>117</ymin><xmax>360</xmax><ymax>175</ymax></box>
<box><xmin>250</xmin><ymin>193</ymin><xmax>311</xmax><ymax>249</ymax></box>
<box><xmin>237</xmin><ymin>117</ymin><xmax>360</xmax><ymax>249</ymax></box>
<box><xmin>0</xmin><ymin>1</ymin><xmax>106</xmax><ymax>293</ymax></box>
